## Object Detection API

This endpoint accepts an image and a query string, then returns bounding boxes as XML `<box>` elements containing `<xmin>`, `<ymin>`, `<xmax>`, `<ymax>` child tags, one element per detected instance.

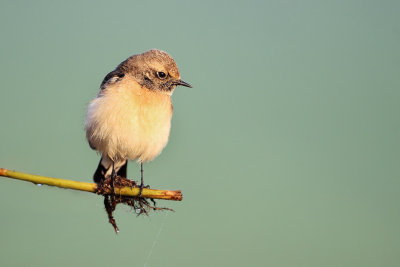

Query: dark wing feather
<box><xmin>100</xmin><ymin>70</ymin><xmax>125</xmax><ymax>89</ymax></box>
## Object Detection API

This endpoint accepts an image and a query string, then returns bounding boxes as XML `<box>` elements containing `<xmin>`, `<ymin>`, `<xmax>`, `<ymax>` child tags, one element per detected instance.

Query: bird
<box><xmin>85</xmin><ymin>49</ymin><xmax>191</xmax><ymax>191</ymax></box>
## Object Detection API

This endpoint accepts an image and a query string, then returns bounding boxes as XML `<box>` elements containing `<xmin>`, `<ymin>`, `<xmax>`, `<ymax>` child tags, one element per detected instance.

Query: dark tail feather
<box><xmin>93</xmin><ymin>157</ymin><xmax>128</xmax><ymax>183</ymax></box>
<box><xmin>93</xmin><ymin>158</ymin><xmax>107</xmax><ymax>183</ymax></box>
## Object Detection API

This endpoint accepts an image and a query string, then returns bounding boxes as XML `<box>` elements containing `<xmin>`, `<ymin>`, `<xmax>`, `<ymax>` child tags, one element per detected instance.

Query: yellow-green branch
<box><xmin>0</xmin><ymin>168</ymin><xmax>182</xmax><ymax>201</ymax></box>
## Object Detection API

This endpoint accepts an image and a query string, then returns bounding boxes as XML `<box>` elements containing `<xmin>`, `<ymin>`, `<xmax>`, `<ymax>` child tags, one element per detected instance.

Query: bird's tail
<box><xmin>93</xmin><ymin>156</ymin><xmax>127</xmax><ymax>183</ymax></box>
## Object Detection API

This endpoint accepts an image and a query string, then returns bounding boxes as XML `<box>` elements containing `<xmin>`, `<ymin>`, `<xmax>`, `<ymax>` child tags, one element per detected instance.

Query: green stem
<box><xmin>0</xmin><ymin>168</ymin><xmax>182</xmax><ymax>201</ymax></box>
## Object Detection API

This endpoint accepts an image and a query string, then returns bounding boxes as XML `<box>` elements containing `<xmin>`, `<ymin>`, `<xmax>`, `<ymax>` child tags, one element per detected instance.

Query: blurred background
<box><xmin>0</xmin><ymin>0</ymin><xmax>399</xmax><ymax>266</ymax></box>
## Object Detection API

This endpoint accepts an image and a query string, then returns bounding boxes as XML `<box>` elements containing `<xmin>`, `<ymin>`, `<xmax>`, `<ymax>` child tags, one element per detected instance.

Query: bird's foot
<box><xmin>129</xmin><ymin>179</ymin><xmax>138</xmax><ymax>189</ymax></box>
<box><xmin>95</xmin><ymin>176</ymin><xmax>126</xmax><ymax>195</ymax></box>
<box><xmin>139</xmin><ymin>183</ymin><xmax>150</xmax><ymax>197</ymax></box>
<box><xmin>95</xmin><ymin>178</ymin><xmax>109</xmax><ymax>195</ymax></box>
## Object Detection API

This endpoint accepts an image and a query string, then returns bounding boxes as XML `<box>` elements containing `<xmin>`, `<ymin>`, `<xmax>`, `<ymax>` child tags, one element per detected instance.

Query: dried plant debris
<box><xmin>96</xmin><ymin>176</ymin><xmax>173</xmax><ymax>233</ymax></box>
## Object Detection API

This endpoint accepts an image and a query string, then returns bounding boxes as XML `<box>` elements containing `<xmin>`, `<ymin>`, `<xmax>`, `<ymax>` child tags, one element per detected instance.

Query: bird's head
<box><xmin>120</xmin><ymin>49</ymin><xmax>192</xmax><ymax>95</ymax></box>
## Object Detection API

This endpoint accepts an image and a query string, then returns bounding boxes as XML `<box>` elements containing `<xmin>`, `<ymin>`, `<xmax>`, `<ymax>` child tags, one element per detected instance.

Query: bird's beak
<box><xmin>175</xmin><ymin>79</ymin><xmax>192</xmax><ymax>88</ymax></box>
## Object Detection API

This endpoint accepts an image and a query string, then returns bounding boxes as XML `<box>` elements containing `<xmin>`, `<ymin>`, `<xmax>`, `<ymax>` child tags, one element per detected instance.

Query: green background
<box><xmin>0</xmin><ymin>0</ymin><xmax>399</xmax><ymax>266</ymax></box>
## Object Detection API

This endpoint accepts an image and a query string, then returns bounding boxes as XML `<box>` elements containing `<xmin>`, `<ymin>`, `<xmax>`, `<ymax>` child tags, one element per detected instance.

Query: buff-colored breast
<box><xmin>85</xmin><ymin>77</ymin><xmax>173</xmax><ymax>162</ymax></box>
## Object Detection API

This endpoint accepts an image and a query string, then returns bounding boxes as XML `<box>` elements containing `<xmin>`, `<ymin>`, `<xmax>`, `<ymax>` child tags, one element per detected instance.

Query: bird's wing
<box><xmin>100</xmin><ymin>70</ymin><xmax>125</xmax><ymax>90</ymax></box>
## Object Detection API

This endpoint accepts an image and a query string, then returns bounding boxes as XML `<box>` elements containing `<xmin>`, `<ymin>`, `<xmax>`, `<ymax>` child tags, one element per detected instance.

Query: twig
<box><xmin>0</xmin><ymin>168</ymin><xmax>182</xmax><ymax>201</ymax></box>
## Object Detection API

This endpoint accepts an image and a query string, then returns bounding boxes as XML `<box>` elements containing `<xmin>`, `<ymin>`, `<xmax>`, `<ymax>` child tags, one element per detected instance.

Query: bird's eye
<box><xmin>157</xmin><ymin>71</ymin><xmax>167</xmax><ymax>79</ymax></box>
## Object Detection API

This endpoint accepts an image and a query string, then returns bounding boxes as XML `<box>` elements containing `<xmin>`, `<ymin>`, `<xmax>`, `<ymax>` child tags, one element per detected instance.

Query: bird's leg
<box><xmin>111</xmin><ymin>161</ymin><xmax>116</xmax><ymax>194</ymax></box>
<box><xmin>139</xmin><ymin>162</ymin><xmax>149</xmax><ymax>197</ymax></box>
<box><xmin>140</xmin><ymin>162</ymin><xmax>144</xmax><ymax>187</ymax></box>
<box><xmin>139</xmin><ymin>162</ymin><xmax>144</xmax><ymax>196</ymax></box>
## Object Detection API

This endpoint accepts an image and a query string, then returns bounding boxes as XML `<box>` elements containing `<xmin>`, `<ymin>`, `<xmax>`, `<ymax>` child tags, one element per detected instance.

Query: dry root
<box><xmin>96</xmin><ymin>176</ymin><xmax>173</xmax><ymax>233</ymax></box>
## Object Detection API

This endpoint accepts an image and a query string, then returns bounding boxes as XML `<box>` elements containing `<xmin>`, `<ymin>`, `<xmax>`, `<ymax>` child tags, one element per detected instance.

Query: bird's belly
<box><xmin>121</xmin><ymin>107</ymin><xmax>172</xmax><ymax>162</ymax></box>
